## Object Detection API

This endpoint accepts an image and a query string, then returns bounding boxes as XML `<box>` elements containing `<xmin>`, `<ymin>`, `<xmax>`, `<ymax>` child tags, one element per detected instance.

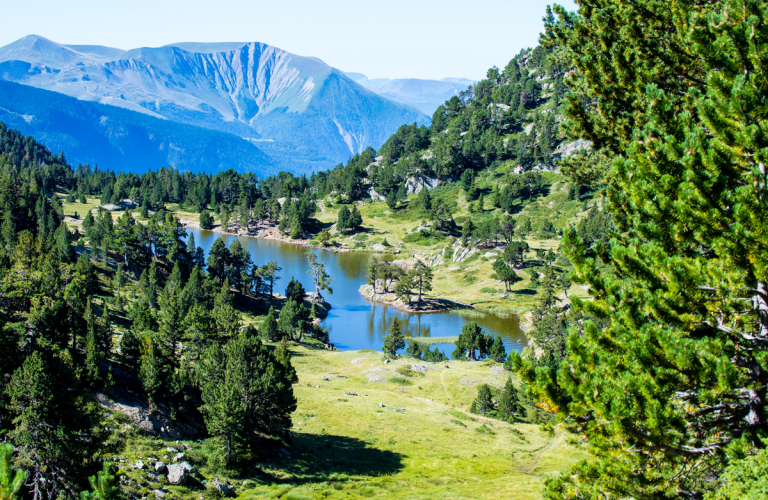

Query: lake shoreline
<box><xmin>179</xmin><ymin>218</ymin><xmax>406</xmax><ymax>255</ymax></box>
<box><xmin>358</xmin><ymin>284</ymin><xmax>472</xmax><ymax>314</ymax></box>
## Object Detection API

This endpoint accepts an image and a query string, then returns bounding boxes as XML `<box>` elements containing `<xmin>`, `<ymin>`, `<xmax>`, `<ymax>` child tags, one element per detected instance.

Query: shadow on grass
<box><xmin>272</xmin><ymin>433</ymin><xmax>405</xmax><ymax>481</ymax></box>
<box><xmin>512</xmin><ymin>289</ymin><xmax>538</xmax><ymax>296</ymax></box>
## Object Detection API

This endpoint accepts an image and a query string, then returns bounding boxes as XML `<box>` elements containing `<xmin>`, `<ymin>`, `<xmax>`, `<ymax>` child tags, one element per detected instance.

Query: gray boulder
<box><xmin>154</xmin><ymin>461</ymin><xmax>166</xmax><ymax>473</ymax></box>
<box><xmin>212</xmin><ymin>481</ymin><xmax>234</xmax><ymax>497</ymax></box>
<box><xmin>166</xmin><ymin>464</ymin><xmax>188</xmax><ymax>485</ymax></box>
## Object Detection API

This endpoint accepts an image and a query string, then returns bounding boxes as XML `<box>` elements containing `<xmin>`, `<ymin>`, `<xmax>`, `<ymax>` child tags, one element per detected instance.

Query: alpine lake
<box><xmin>188</xmin><ymin>229</ymin><xmax>526</xmax><ymax>356</ymax></box>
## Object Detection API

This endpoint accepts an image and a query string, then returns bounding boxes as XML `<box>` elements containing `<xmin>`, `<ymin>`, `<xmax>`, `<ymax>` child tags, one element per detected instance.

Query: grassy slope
<box><xmin>105</xmin><ymin>345</ymin><xmax>588</xmax><ymax>500</ymax></box>
<box><xmin>315</xmin><ymin>169</ymin><xmax>593</xmax><ymax>314</ymax></box>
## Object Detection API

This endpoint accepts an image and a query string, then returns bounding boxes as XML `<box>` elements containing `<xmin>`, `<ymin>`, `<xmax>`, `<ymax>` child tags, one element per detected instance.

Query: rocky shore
<box><xmin>358</xmin><ymin>284</ymin><xmax>467</xmax><ymax>313</ymax></box>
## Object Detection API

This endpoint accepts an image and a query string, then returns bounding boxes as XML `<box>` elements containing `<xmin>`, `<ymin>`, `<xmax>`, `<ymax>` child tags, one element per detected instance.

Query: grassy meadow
<box><xmin>104</xmin><ymin>345</ymin><xmax>587</xmax><ymax>500</ymax></box>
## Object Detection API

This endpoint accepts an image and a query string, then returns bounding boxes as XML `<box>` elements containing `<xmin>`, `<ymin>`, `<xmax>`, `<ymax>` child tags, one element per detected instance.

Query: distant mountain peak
<box><xmin>0</xmin><ymin>35</ymin><xmax>428</xmax><ymax>172</ymax></box>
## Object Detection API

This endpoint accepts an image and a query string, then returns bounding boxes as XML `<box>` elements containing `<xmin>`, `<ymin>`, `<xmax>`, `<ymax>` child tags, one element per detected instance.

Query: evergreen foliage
<box><xmin>382</xmin><ymin>319</ymin><xmax>406</xmax><ymax>358</ymax></box>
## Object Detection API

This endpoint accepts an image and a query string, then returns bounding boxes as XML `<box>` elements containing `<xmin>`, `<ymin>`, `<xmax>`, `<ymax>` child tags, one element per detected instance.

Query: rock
<box><xmin>346</xmin><ymin>392</ymin><xmax>358</xmax><ymax>396</ymax></box>
<box><xmin>405</xmin><ymin>176</ymin><xmax>440</xmax><ymax>195</ymax></box>
<box><xmin>370</xmin><ymin>243</ymin><xmax>387</xmax><ymax>252</ymax></box>
<box><xmin>132</xmin><ymin>461</ymin><xmax>145</xmax><ymax>470</ymax></box>
<box><xmin>556</xmin><ymin>138</ymin><xmax>591</xmax><ymax>158</ymax></box>
<box><xmin>212</xmin><ymin>481</ymin><xmax>234</xmax><ymax>497</ymax></box>
<box><xmin>367</xmin><ymin>373</ymin><xmax>386</xmax><ymax>383</ymax></box>
<box><xmin>483</xmin><ymin>252</ymin><xmax>498</xmax><ymax>258</ymax></box>
<box><xmin>147</xmin><ymin>473</ymin><xmax>161</xmax><ymax>482</ymax></box>
<box><xmin>166</xmin><ymin>447</ymin><xmax>179</xmax><ymax>453</ymax></box>
<box><xmin>154</xmin><ymin>461</ymin><xmax>166</xmax><ymax>473</ymax></box>
<box><xmin>411</xmin><ymin>364</ymin><xmax>431</xmax><ymax>373</ymax></box>
<box><xmin>367</xmin><ymin>187</ymin><xmax>386</xmax><ymax>202</ymax></box>
<box><xmin>379</xmin><ymin>403</ymin><xmax>386</xmax><ymax>408</ymax></box>
<box><xmin>383</xmin><ymin>359</ymin><xmax>391</xmax><ymax>364</ymax></box>
<box><xmin>174</xmin><ymin>453</ymin><xmax>184</xmax><ymax>461</ymax></box>
<box><xmin>182</xmin><ymin>443</ymin><xmax>192</xmax><ymax>450</ymax></box>
<box><xmin>322</xmin><ymin>375</ymin><xmax>331</xmax><ymax>381</ymax></box>
<box><xmin>490</xmin><ymin>365</ymin><xmax>505</xmax><ymax>374</ymax></box>
<box><xmin>153</xmin><ymin>489</ymin><xmax>166</xmax><ymax>498</ymax></box>
<box><xmin>394</xmin><ymin>408</ymin><xmax>406</xmax><ymax>412</ymax></box>
<box><xmin>167</xmin><ymin>464</ymin><xmax>188</xmax><ymax>485</ymax></box>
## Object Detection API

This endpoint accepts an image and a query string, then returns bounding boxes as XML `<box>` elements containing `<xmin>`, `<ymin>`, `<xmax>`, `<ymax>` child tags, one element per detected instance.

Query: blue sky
<box><xmin>2</xmin><ymin>0</ymin><xmax>577</xmax><ymax>80</ymax></box>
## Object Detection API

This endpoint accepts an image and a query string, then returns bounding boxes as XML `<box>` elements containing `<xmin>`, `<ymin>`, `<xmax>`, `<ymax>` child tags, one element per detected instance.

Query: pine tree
<box><xmin>408</xmin><ymin>260</ymin><xmax>433</xmax><ymax>306</ymax></box>
<box><xmin>139</xmin><ymin>337</ymin><xmax>162</xmax><ymax>413</ymax></box>
<box><xmin>517</xmin><ymin>1</ymin><xmax>768</xmax><ymax>496</ymax></box>
<box><xmin>84</xmin><ymin>300</ymin><xmax>100</xmax><ymax>383</ymax></box>
<box><xmin>80</xmin><ymin>462</ymin><xmax>117</xmax><ymax>500</ymax></box>
<box><xmin>336</xmin><ymin>206</ymin><xmax>350</xmax><ymax>233</ymax></box>
<box><xmin>497</xmin><ymin>377</ymin><xmax>521</xmax><ymax>422</ymax></box>
<box><xmin>382</xmin><ymin>318</ymin><xmax>405</xmax><ymax>358</ymax></box>
<box><xmin>406</xmin><ymin>341</ymin><xmax>422</xmax><ymax>359</ymax></box>
<box><xmin>0</xmin><ymin>443</ymin><xmax>26</xmax><ymax>500</ymax></box>
<box><xmin>274</xmin><ymin>339</ymin><xmax>298</xmax><ymax>384</ymax></box>
<box><xmin>306</xmin><ymin>253</ymin><xmax>334</xmax><ymax>297</ymax></box>
<box><xmin>488</xmin><ymin>335</ymin><xmax>506</xmax><ymax>363</ymax></box>
<box><xmin>261</xmin><ymin>306</ymin><xmax>279</xmax><ymax>341</ymax></box>
<box><xmin>470</xmin><ymin>384</ymin><xmax>494</xmax><ymax>417</ymax></box>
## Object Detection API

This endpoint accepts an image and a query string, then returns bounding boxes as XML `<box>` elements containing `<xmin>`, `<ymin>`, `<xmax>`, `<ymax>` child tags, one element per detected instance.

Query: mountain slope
<box><xmin>0</xmin><ymin>79</ymin><xmax>278</xmax><ymax>175</ymax></box>
<box><xmin>0</xmin><ymin>35</ymin><xmax>428</xmax><ymax>172</ymax></box>
<box><xmin>347</xmin><ymin>72</ymin><xmax>475</xmax><ymax>115</ymax></box>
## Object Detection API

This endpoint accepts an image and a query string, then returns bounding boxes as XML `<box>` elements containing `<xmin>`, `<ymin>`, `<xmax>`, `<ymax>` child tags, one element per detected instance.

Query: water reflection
<box><xmin>187</xmin><ymin>229</ymin><xmax>526</xmax><ymax>354</ymax></box>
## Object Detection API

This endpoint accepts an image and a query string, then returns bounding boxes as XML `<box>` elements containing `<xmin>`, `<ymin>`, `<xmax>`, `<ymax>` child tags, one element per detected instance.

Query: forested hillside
<box><xmin>2</xmin><ymin>0</ymin><xmax>767</xmax><ymax>497</ymax></box>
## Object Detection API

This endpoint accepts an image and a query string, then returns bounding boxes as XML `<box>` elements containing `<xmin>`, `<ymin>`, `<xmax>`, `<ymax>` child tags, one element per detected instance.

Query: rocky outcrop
<box><xmin>304</xmin><ymin>292</ymin><xmax>332</xmax><ymax>318</ymax></box>
<box><xmin>96</xmin><ymin>390</ymin><xmax>205</xmax><ymax>440</ymax></box>
<box><xmin>405</xmin><ymin>176</ymin><xmax>440</xmax><ymax>195</ymax></box>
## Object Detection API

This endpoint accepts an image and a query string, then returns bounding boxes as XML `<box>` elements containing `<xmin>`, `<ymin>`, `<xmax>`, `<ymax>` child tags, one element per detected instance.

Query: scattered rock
<box><xmin>350</xmin><ymin>358</ymin><xmax>368</xmax><ymax>364</ymax></box>
<box><xmin>167</xmin><ymin>462</ymin><xmax>194</xmax><ymax>485</ymax></box>
<box><xmin>346</xmin><ymin>392</ymin><xmax>358</xmax><ymax>396</ymax></box>
<box><xmin>383</xmin><ymin>359</ymin><xmax>391</xmax><ymax>364</ymax></box>
<box><xmin>367</xmin><ymin>373</ymin><xmax>386</xmax><ymax>383</ymax></box>
<box><xmin>166</xmin><ymin>447</ymin><xmax>179</xmax><ymax>453</ymax></box>
<box><xmin>147</xmin><ymin>473</ymin><xmax>161</xmax><ymax>482</ymax></box>
<box><xmin>322</xmin><ymin>376</ymin><xmax>331</xmax><ymax>381</ymax></box>
<box><xmin>370</xmin><ymin>243</ymin><xmax>387</xmax><ymax>252</ymax></box>
<box><xmin>153</xmin><ymin>489</ymin><xmax>166</xmax><ymax>498</ymax></box>
<box><xmin>174</xmin><ymin>453</ymin><xmax>184</xmax><ymax>461</ymax></box>
<box><xmin>490</xmin><ymin>365</ymin><xmax>505</xmax><ymax>374</ymax></box>
<box><xmin>411</xmin><ymin>364</ymin><xmax>431</xmax><ymax>373</ymax></box>
<box><xmin>132</xmin><ymin>461</ymin><xmax>145</xmax><ymax>470</ymax></box>
<box><xmin>394</xmin><ymin>408</ymin><xmax>406</xmax><ymax>413</ymax></box>
<box><xmin>379</xmin><ymin>403</ymin><xmax>386</xmax><ymax>408</ymax></box>
<box><xmin>212</xmin><ymin>481</ymin><xmax>233</xmax><ymax>497</ymax></box>
<box><xmin>154</xmin><ymin>461</ymin><xmax>166</xmax><ymax>473</ymax></box>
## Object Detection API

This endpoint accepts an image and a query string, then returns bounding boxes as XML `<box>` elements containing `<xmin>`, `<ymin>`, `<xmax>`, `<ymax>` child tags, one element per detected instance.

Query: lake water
<box><xmin>187</xmin><ymin>229</ymin><xmax>527</xmax><ymax>355</ymax></box>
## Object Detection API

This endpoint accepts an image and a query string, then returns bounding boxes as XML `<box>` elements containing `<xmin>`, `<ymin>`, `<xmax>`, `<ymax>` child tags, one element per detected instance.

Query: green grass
<box><xmin>100</xmin><ymin>345</ymin><xmax>588</xmax><ymax>500</ymax></box>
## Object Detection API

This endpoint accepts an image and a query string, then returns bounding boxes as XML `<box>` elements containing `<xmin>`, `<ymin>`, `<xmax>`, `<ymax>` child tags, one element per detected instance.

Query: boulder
<box><xmin>212</xmin><ymin>481</ymin><xmax>234</xmax><ymax>497</ymax></box>
<box><xmin>174</xmin><ymin>453</ymin><xmax>184</xmax><ymax>462</ymax></box>
<box><xmin>405</xmin><ymin>176</ymin><xmax>440</xmax><ymax>195</ymax></box>
<box><xmin>154</xmin><ymin>461</ymin><xmax>166</xmax><ymax>473</ymax></box>
<box><xmin>167</xmin><ymin>464</ymin><xmax>189</xmax><ymax>485</ymax></box>
<box><xmin>153</xmin><ymin>489</ymin><xmax>166</xmax><ymax>499</ymax></box>
<box><xmin>132</xmin><ymin>461</ymin><xmax>145</xmax><ymax>470</ymax></box>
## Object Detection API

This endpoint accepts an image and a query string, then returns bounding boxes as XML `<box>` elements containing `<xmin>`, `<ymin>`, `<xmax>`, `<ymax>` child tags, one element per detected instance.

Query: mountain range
<box><xmin>345</xmin><ymin>73</ymin><xmax>475</xmax><ymax>115</ymax></box>
<box><xmin>0</xmin><ymin>35</ymin><xmax>436</xmax><ymax>174</ymax></box>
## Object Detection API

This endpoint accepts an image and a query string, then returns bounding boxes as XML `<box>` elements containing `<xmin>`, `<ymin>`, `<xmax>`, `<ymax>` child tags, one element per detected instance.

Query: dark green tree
<box><xmin>382</xmin><ymin>318</ymin><xmax>405</xmax><ymax>357</ymax></box>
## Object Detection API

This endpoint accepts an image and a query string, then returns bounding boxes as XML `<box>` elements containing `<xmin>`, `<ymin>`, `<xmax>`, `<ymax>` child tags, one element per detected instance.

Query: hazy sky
<box><xmin>1</xmin><ymin>0</ymin><xmax>578</xmax><ymax>80</ymax></box>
